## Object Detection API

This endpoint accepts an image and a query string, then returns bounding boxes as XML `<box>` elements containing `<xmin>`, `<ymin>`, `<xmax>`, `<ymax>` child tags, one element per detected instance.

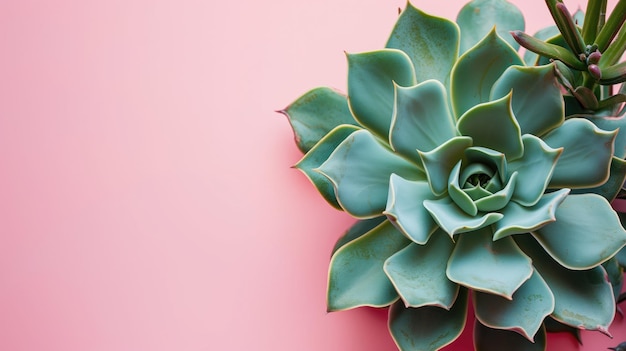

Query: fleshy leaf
<box><xmin>385</xmin><ymin>174</ymin><xmax>438</xmax><ymax>245</ymax></box>
<box><xmin>456</xmin><ymin>0</ymin><xmax>525</xmax><ymax>53</ymax></box>
<box><xmin>328</xmin><ymin>220</ymin><xmax>410</xmax><ymax>311</ymax></box>
<box><xmin>516</xmin><ymin>236</ymin><xmax>615</xmax><ymax>333</ymax></box>
<box><xmin>490</xmin><ymin>64</ymin><xmax>564</xmax><ymax>137</ymax></box>
<box><xmin>508</xmin><ymin>135</ymin><xmax>563</xmax><ymax>206</ymax></box>
<box><xmin>347</xmin><ymin>49</ymin><xmax>416</xmax><ymax>139</ymax></box>
<box><xmin>295</xmin><ymin>125</ymin><xmax>361</xmax><ymax>209</ymax></box>
<box><xmin>582</xmin><ymin>115</ymin><xmax>626</xmax><ymax>158</ymax></box>
<box><xmin>474</xmin><ymin>172</ymin><xmax>517</xmax><ymax>212</ymax></box>
<box><xmin>424</xmin><ymin>197</ymin><xmax>503</xmax><ymax>236</ymax></box>
<box><xmin>571</xmin><ymin>156</ymin><xmax>626</xmax><ymax>201</ymax></box>
<box><xmin>281</xmin><ymin>87</ymin><xmax>359</xmax><ymax>153</ymax></box>
<box><xmin>390</xmin><ymin>80</ymin><xmax>457</xmax><ymax>164</ymax></box>
<box><xmin>332</xmin><ymin>216</ymin><xmax>386</xmax><ymax>255</ymax></box>
<box><xmin>448</xmin><ymin>161</ymin><xmax>479</xmax><ymax>216</ymax></box>
<box><xmin>457</xmin><ymin>94</ymin><xmax>524</xmax><ymax>160</ymax></box>
<box><xmin>384</xmin><ymin>230</ymin><xmax>458</xmax><ymax>308</ymax></box>
<box><xmin>474</xmin><ymin>320</ymin><xmax>547</xmax><ymax>351</ymax></box>
<box><xmin>493</xmin><ymin>188</ymin><xmax>570</xmax><ymax>241</ymax></box>
<box><xmin>389</xmin><ymin>289</ymin><xmax>468</xmax><ymax>351</ymax></box>
<box><xmin>317</xmin><ymin>129</ymin><xmax>424</xmax><ymax>218</ymax></box>
<box><xmin>474</xmin><ymin>270</ymin><xmax>554</xmax><ymax>341</ymax></box>
<box><xmin>419</xmin><ymin>137</ymin><xmax>473</xmax><ymax>196</ymax></box>
<box><xmin>533</xmin><ymin>194</ymin><xmax>626</xmax><ymax>270</ymax></box>
<box><xmin>386</xmin><ymin>3</ymin><xmax>460</xmax><ymax>87</ymax></box>
<box><xmin>542</xmin><ymin>118</ymin><xmax>617</xmax><ymax>188</ymax></box>
<box><xmin>451</xmin><ymin>28</ymin><xmax>524</xmax><ymax>118</ymax></box>
<box><xmin>446</xmin><ymin>226</ymin><xmax>532</xmax><ymax>298</ymax></box>
<box><xmin>464</xmin><ymin>146</ymin><xmax>507</xmax><ymax>184</ymax></box>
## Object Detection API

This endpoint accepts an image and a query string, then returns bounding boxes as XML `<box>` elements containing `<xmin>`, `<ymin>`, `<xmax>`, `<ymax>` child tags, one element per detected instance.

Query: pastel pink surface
<box><xmin>0</xmin><ymin>0</ymin><xmax>623</xmax><ymax>350</ymax></box>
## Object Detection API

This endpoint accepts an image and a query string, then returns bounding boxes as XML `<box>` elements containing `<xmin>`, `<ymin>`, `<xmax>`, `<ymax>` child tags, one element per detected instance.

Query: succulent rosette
<box><xmin>282</xmin><ymin>1</ymin><xmax>626</xmax><ymax>350</ymax></box>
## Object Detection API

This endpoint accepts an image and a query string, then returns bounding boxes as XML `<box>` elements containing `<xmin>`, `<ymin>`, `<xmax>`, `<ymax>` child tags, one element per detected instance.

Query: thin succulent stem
<box><xmin>599</xmin><ymin>20</ymin><xmax>626</xmax><ymax>68</ymax></box>
<box><xmin>511</xmin><ymin>30</ymin><xmax>586</xmax><ymax>70</ymax></box>
<box><xmin>595</xmin><ymin>0</ymin><xmax>626</xmax><ymax>51</ymax></box>
<box><xmin>599</xmin><ymin>61</ymin><xmax>626</xmax><ymax>84</ymax></box>
<box><xmin>597</xmin><ymin>93</ymin><xmax>626</xmax><ymax>110</ymax></box>
<box><xmin>582</xmin><ymin>0</ymin><xmax>606</xmax><ymax>44</ymax></box>
<box><xmin>556</xmin><ymin>3</ymin><xmax>586</xmax><ymax>55</ymax></box>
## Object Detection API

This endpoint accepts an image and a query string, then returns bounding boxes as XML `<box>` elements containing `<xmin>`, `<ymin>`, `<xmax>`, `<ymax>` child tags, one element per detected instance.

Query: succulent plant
<box><xmin>281</xmin><ymin>1</ymin><xmax>626</xmax><ymax>350</ymax></box>
<box><xmin>512</xmin><ymin>0</ymin><xmax>626</xmax><ymax>115</ymax></box>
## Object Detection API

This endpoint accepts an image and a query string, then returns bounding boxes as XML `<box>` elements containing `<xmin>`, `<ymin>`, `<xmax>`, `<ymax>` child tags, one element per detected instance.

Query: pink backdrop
<box><xmin>0</xmin><ymin>0</ymin><xmax>624</xmax><ymax>350</ymax></box>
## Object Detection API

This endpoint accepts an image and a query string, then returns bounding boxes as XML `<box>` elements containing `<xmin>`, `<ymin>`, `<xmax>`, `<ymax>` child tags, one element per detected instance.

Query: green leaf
<box><xmin>281</xmin><ymin>87</ymin><xmax>359</xmax><ymax>153</ymax></box>
<box><xmin>387</xmin><ymin>3</ymin><xmax>460</xmax><ymax>87</ymax></box>
<box><xmin>384</xmin><ymin>230</ymin><xmax>458</xmax><ymax>308</ymax></box>
<box><xmin>390</xmin><ymin>80</ymin><xmax>457</xmax><ymax>164</ymax></box>
<box><xmin>384</xmin><ymin>175</ymin><xmax>439</xmax><ymax>245</ymax></box>
<box><xmin>508</xmin><ymin>135</ymin><xmax>563</xmax><ymax>207</ymax></box>
<box><xmin>295</xmin><ymin>125</ymin><xmax>361</xmax><ymax>209</ymax></box>
<box><xmin>580</xmin><ymin>115</ymin><xmax>626</xmax><ymax>158</ymax></box>
<box><xmin>474</xmin><ymin>320</ymin><xmax>547</xmax><ymax>351</ymax></box>
<box><xmin>448</xmin><ymin>161</ymin><xmax>479</xmax><ymax>216</ymax></box>
<box><xmin>451</xmin><ymin>28</ymin><xmax>524</xmax><ymax>118</ymax></box>
<box><xmin>594</xmin><ymin>0</ymin><xmax>626</xmax><ymax>52</ymax></box>
<box><xmin>317</xmin><ymin>129</ymin><xmax>424</xmax><ymax>218</ymax></box>
<box><xmin>490</xmin><ymin>64</ymin><xmax>564</xmax><ymax>137</ymax></box>
<box><xmin>456</xmin><ymin>0</ymin><xmax>525</xmax><ymax>53</ymax></box>
<box><xmin>327</xmin><ymin>220</ymin><xmax>410</xmax><ymax>311</ymax></box>
<box><xmin>493</xmin><ymin>189</ymin><xmax>570</xmax><ymax>241</ymax></box>
<box><xmin>419</xmin><ymin>136</ymin><xmax>473</xmax><ymax>196</ymax></box>
<box><xmin>446</xmin><ymin>227</ymin><xmax>532</xmax><ymax>298</ymax></box>
<box><xmin>542</xmin><ymin>118</ymin><xmax>617</xmax><ymax>188</ymax></box>
<box><xmin>474</xmin><ymin>172</ymin><xmax>517</xmax><ymax>212</ymax></box>
<box><xmin>533</xmin><ymin>193</ymin><xmax>626</xmax><ymax>270</ymax></box>
<box><xmin>332</xmin><ymin>216</ymin><xmax>386</xmax><ymax>255</ymax></box>
<box><xmin>457</xmin><ymin>93</ymin><xmax>524</xmax><ymax>160</ymax></box>
<box><xmin>516</xmin><ymin>235</ymin><xmax>615</xmax><ymax>333</ymax></box>
<box><xmin>389</xmin><ymin>289</ymin><xmax>468</xmax><ymax>351</ymax></box>
<box><xmin>474</xmin><ymin>270</ymin><xmax>554</xmax><ymax>341</ymax></box>
<box><xmin>423</xmin><ymin>197</ymin><xmax>503</xmax><ymax>236</ymax></box>
<box><xmin>571</xmin><ymin>156</ymin><xmax>626</xmax><ymax>201</ymax></box>
<box><xmin>347</xmin><ymin>49</ymin><xmax>416</xmax><ymax>139</ymax></box>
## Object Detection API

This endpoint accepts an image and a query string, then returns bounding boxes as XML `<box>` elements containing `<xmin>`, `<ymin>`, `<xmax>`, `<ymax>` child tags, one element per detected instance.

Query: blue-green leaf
<box><xmin>295</xmin><ymin>125</ymin><xmax>361</xmax><ymax>209</ymax></box>
<box><xmin>451</xmin><ymin>28</ymin><xmax>524</xmax><ymax>118</ymax></box>
<box><xmin>508</xmin><ymin>135</ymin><xmax>563</xmax><ymax>207</ymax></box>
<box><xmin>474</xmin><ymin>270</ymin><xmax>554</xmax><ymax>341</ymax></box>
<box><xmin>423</xmin><ymin>197</ymin><xmax>503</xmax><ymax>236</ymax></box>
<box><xmin>571</xmin><ymin>156</ymin><xmax>626</xmax><ymax>201</ymax></box>
<box><xmin>447</xmin><ymin>227</ymin><xmax>532</xmax><ymax>298</ymax></box>
<box><xmin>582</xmin><ymin>115</ymin><xmax>626</xmax><ymax>158</ymax></box>
<box><xmin>387</xmin><ymin>3</ymin><xmax>460</xmax><ymax>87</ymax></box>
<box><xmin>516</xmin><ymin>236</ymin><xmax>615</xmax><ymax>333</ymax></box>
<box><xmin>347</xmin><ymin>50</ymin><xmax>416</xmax><ymax>139</ymax></box>
<box><xmin>317</xmin><ymin>129</ymin><xmax>424</xmax><ymax>218</ymax></box>
<box><xmin>281</xmin><ymin>87</ymin><xmax>358</xmax><ymax>153</ymax></box>
<box><xmin>385</xmin><ymin>174</ymin><xmax>438</xmax><ymax>245</ymax></box>
<box><xmin>332</xmin><ymin>217</ymin><xmax>386</xmax><ymax>255</ymax></box>
<box><xmin>389</xmin><ymin>289</ymin><xmax>468</xmax><ymax>351</ymax></box>
<box><xmin>456</xmin><ymin>0</ymin><xmax>525</xmax><ymax>53</ymax></box>
<box><xmin>384</xmin><ymin>230</ymin><xmax>458</xmax><ymax>308</ymax></box>
<box><xmin>533</xmin><ymin>194</ymin><xmax>626</xmax><ymax>270</ymax></box>
<box><xmin>390</xmin><ymin>80</ymin><xmax>457</xmax><ymax>163</ymax></box>
<box><xmin>328</xmin><ymin>220</ymin><xmax>410</xmax><ymax>311</ymax></box>
<box><xmin>493</xmin><ymin>189</ymin><xmax>570</xmax><ymax>241</ymax></box>
<box><xmin>542</xmin><ymin>118</ymin><xmax>617</xmax><ymax>188</ymax></box>
<box><xmin>419</xmin><ymin>137</ymin><xmax>473</xmax><ymax>196</ymax></box>
<box><xmin>490</xmin><ymin>64</ymin><xmax>564</xmax><ymax>137</ymax></box>
<box><xmin>457</xmin><ymin>94</ymin><xmax>524</xmax><ymax>160</ymax></box>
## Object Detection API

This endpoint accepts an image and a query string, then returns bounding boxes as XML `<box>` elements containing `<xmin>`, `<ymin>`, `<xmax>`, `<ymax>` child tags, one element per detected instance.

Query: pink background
<box><xmin>0</xmin><ymin>0</ymin><xmax>624</xmax><ymax>350</ymax></box>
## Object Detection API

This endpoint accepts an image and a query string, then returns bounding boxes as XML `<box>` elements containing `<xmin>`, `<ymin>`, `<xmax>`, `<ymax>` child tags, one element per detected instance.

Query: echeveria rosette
<box><xmin>282</xmin><ymin>1</ymin><xmax>626</xmax><ymax>351</ymax></box>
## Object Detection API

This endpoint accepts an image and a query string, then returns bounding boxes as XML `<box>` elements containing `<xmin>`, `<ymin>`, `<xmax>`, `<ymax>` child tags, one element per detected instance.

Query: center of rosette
<box><xmin>447</xmin><ymin>147</ymin><xmax>516</xmax><ymax>216</ymax></box>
